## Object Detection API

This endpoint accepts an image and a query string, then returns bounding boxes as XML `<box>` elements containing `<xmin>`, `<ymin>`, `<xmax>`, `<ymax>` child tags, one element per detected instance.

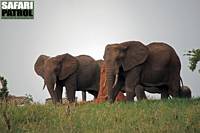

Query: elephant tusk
<box><xmin>53</xmin><ymin>84</ymin><xmax>56</xmax><ymax>91</ymax></box>
<box><xmin>112</xmin><ymin>74</ymin><xmax>118</xmax><ymax>88</ymax></box>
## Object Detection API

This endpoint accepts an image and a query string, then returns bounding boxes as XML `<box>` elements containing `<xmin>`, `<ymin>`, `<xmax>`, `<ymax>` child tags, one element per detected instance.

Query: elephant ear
<box><xmin>58</xmin><ymin>53</ymin><xmax>78</xmax><ymax>80</ymax></box>
<box><xmin>122</xmin><ymin>41</ymin><xmax>149</xmax><ymax>71</ymax></box>
<box><xmin>34</xmin><ymin>55</ymin><xmax>50</xmax><ymax>78</ymax></box>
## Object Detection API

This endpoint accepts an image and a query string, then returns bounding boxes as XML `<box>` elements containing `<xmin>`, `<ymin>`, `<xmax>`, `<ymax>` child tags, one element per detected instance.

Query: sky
<box><xmin>0</xmin><ymin>0</ymin><xmax>200</xmax><ymax>103</ymax></box>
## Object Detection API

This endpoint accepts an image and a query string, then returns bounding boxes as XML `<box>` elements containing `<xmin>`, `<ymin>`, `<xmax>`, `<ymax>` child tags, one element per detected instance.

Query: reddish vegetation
<box><xmin>95</xmin><ymin>63</ymin><xmax>126</xmax><ymax>103</ymax></box>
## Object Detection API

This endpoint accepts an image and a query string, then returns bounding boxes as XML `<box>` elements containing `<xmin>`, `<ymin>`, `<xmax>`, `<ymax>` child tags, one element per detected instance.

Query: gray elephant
<box><xmin>103</xmin><ymin>41</ymin><xmax>183</xmax><ymax>103</ymax></box>
<box><xmin>136</xmin><ymin>85</ymin><xmax>192</xmax><ymax>99</ymax></box>
<box><xmin>179</xmin><ymin>85</ymin><xmax>192</xmax><ymax>98</ymax></box>
<box><xmin>34</xmin><ymin>53</ymin><xmax>101</xmax><ymax>103</ymax></box>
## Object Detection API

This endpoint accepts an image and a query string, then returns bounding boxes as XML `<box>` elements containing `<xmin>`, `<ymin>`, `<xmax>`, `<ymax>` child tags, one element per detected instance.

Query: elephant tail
<box><xmin>180</xmin><ymin>77</ymin><xmax>184</xmax><ymax>88</ymax></box>
<box><xmin>43</xmin><ymin>81</ymin><xmax>46</xmax><ymax>90</ymax></box>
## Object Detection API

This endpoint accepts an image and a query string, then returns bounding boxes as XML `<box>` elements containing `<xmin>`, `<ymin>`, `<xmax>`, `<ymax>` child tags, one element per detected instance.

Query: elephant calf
<box><xmin>179</xmin><ymin>85</ymin><xmax>192</xmax><ymax>98</ymax></box>
<box><xmin>34</xmin><ymin>53</ymin><xmax>101</xmax><ymax>103</ymax></box>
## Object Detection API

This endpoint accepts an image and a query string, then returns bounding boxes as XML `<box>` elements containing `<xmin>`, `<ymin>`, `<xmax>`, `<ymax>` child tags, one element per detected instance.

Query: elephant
<box><xmin>103</xmin><ymin>41</ymin><xmax>183</xmax><ymax>103</ymax></box>
<box><xmin>34</xmin><ymin>53</ymin><xmax>101</xmax><ymax>103</ymax></box>
<box><xmin>179</xmin><ymin>85</ymin><xmax>192</xmax><ymax>98</ymax></box>
<box><xmin>136</xmin><ymin>85</ymin><xmax>192</xmax><ymax>99</ymax></box>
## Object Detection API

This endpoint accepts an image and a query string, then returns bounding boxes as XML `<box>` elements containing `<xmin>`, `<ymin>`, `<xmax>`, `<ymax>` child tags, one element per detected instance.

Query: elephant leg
<box><xmin>82</xmin><ymin>91</ymin><xmax>86</xmax><ymax>101</ymax></box>
<box><xmin>93</xmin><ymin>92</ymin><xmax>98</xmax><ymax>99</ymax></box>
<box><xmin>55</xmin><ymin>83</ymin><xmax>63</xmax><ymax>103</ymax></box>
<box><xmin>87</xmin><ymin>90</ymin><xmax>98</xmax><ymax>100</ymax></box>
<box><xmin>135</xmin><ymin>85</ymin><xmax>147</xmax><ymax>100</ymax></box>
<box><xmin>125</xmin><ymin>66</ymin><xmax>142</xmax><ymax>102</ymax></box>
<box><xmin>169</xmin><ymin>77</ymin><xmax>181</xmax><ymax>98</ymax></box>
<box><xmin>65</xmin><ymin>74</ymin><xmax>77</xmax><ymax>102</ymax></box>
<box><xmin>168</xmin><ymin>65</ymin><xmax>181</xmax><ymax>98</ymax></box>
<box><xmin>161</xmin><ymin>88</ymin><xmax>169</xmax><ymax>99</ymax></box>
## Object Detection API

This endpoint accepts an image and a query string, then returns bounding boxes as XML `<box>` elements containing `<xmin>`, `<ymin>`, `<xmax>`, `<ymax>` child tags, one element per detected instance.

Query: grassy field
<box><xmin>0</xmin><ymin>99</ymin><xmax>200</xmax><ymax>133</ymax></box>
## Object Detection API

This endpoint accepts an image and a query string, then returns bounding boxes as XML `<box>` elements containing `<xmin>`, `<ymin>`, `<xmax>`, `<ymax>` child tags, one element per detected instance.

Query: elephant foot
<box><xmin>126</xmin><ymin>91</ymin><xmax>135</xmax><ymax>102</ymax></box>
<box><xmin>135</xmin><ymin>85</ymin><xmax>147</xmax><ymax>100</ymax></box>
<box><xmin>107</xmin><ymin>96</ymin><xmax>115</xmax><ymax>104</ymax></box>
<box><xmin>161</xmin><ymin>91</ymin><xmax>169</xmax><ymax>99</ymax></box>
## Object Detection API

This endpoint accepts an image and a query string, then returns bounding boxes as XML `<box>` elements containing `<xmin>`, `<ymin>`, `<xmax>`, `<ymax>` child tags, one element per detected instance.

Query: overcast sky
<box><xmin>0</xmin><ymin>0</ymin><xmax>200</xmax><ymax>102</ymax></box>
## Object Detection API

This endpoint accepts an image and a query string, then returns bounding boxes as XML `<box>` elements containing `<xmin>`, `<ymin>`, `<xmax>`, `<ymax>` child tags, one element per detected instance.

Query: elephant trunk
<box><xmin>45</xmin><ymin>74</ymin><xmax>59</xmax><ymax>104</ymax></box>
<box><xmin>105</xmin><ymin>66</ymin><xmax>116</xmax><ymax>103</ymax></box>
<box><xmin>46</xmin><ymin>83</ymin><xmax>56</xmax><ymax>104</ymax></box>
<box><xmin>112</xmin><ymin>74</ymin><xmax>119</xmax><ymax>88</ymax></box>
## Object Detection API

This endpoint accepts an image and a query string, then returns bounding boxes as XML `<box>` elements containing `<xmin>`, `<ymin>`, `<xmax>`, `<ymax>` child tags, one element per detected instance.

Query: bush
<box><xmin>0</xmin><ymin>76</ymin><xmax>9</xmax><ymax>100</ymax></box>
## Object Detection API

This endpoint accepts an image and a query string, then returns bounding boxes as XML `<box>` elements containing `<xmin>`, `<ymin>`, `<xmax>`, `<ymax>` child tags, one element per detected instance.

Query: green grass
<box><xmin>0</xmin><ymin>99</ymin><xmax>200</xmax><ymax>133</ymax></box>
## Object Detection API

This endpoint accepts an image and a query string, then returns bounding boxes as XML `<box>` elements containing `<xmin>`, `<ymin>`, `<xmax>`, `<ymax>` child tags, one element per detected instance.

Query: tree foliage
<box><xmin>0</xmin><ymin>76</ymin><xmax>9</xmax><ymax>99</ymax></box>
<box><xmin>184</xmin><ymin>49</ymin><xmax>200</xmax><ymax>73</ymax></box>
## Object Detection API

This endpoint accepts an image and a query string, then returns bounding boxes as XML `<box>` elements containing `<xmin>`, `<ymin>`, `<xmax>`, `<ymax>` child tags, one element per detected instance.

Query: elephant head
<box><xmin>34</xmin><ymin>53</ymin><xmax>78</xmax><ymax>103</ymax></box>
<box><xmin>180</xmin><ymin>86</ymin><xmax>192</xmax><ymax>98</ymax></box>
<box><xmin>103</xmin><ymin>41</ymin><xmax>149</xmax><ymax>101</ymax></box>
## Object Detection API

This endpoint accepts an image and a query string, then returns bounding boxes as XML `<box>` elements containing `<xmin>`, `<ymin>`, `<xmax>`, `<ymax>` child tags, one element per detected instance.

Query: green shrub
<box><xmin>0</xmin><ymin>76</ymin><xmax>9</xmax><ymax>100</ymax></box>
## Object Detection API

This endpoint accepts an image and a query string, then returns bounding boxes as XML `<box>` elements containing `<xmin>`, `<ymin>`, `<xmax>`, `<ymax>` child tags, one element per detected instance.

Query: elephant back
<box><xmin>147</xmin><ymin>42</ymin><xmax>181</xmax><ymax>77</ymax></box>
<box><xmin>76</xmin><ymin>55</ymin><xmax>95</xmax><ymax>64</ymax></box>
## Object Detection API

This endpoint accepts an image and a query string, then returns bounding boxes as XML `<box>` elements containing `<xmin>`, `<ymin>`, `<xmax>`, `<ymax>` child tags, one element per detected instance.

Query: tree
<box><xmin>184</xmin><ymin>49</ymin><xmax>200</xmax><ymax>73</ymax></box>
<box><xmin>0</xmin><ymin>76</ymin><xmax>9</xmax><ymax>99</ymax></box>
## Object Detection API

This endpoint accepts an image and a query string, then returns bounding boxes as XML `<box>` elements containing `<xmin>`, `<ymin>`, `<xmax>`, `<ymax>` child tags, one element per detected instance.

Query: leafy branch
<box><xmin>184</xmin><ymin>49</ymin><xmax>200</xmax><ymax>73</ymax></box>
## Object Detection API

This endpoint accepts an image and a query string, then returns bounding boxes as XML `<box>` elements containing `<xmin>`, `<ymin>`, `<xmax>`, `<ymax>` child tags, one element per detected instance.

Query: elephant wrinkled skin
<box><xmin>103</xmin><ymin>41</ymin><xmax>183</xmax><ymax>103</ymax></box>
<box><xmin>34</xmin><ymin>53</ymin><xmax>100</xmax><ymax>103</ymax></box>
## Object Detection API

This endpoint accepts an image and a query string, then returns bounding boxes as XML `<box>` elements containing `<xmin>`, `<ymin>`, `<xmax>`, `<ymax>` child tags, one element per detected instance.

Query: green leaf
<box><xmin>185</xmin><ymin>49</ymin><xmax>200</xmax><ymax>73</ymax></box>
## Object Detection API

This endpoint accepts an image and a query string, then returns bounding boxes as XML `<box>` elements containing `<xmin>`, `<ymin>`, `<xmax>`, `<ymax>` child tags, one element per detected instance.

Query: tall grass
<box><xmin>0</xmin><ymin>99</ymin><xmax>200</xmax><ymax>133</ymax></box>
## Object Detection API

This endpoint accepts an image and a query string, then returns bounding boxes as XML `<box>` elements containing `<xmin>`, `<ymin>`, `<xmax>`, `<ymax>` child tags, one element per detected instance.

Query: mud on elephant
<box><xmin>103</xmin><ymin>41</ymin><xmax>184</xmax><ymax>103</ymax></box>
<box><xmin>34</xmin><ymin>53</ymin><xmax>101</xmax><ymax>103</ymax></box>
